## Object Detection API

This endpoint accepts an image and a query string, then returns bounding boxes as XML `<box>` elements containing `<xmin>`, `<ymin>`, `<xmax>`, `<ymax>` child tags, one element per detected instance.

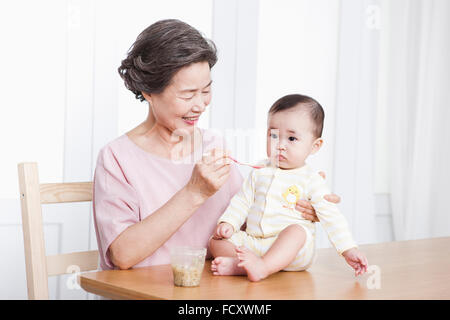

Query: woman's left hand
<box><xmin>295</xmin><ymin>171</ymin><xmax>341</xmax><ymax>222</ymax></box>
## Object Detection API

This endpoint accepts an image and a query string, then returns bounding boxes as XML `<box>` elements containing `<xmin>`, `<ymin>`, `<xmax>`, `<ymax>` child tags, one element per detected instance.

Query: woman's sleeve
<box><xmin>92</xmin><ymin>146</ymin><xmax>140</xmax><ymax>270</ymax></box>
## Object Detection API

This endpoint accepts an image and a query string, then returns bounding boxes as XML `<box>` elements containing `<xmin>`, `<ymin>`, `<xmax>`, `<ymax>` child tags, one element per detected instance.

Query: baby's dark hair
<box><xmin>268</xmin><ymin>94</ymin><xmax>324</xmax><ymax>138</ymax></box>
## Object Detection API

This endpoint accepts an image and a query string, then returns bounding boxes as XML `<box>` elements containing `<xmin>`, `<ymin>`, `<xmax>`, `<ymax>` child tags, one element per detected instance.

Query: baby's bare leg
<box><xmin>209</xmin><ymin>237</ymin><xmax>237</xmax><ymax>258</ymax></box>
<box><xmin>209</xmin><ymin>238</ymin><xmax>246</xmax><ymax>276</ymax></box>
<box><xmin>263</xmin><ymin>224</ymin><xmax>306</xmax><ymax>273</ymax></box>
<box><xmin>237</xmin><ymin>224</ymin><xmax>306</xmax><ymax>281</ymax></box>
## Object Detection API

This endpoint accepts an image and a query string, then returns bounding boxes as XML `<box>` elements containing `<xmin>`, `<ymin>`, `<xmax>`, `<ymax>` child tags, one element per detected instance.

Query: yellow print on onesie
<box><xmin>282</xmin><ymin>185</ymin><xmax>302</xmax><ymax>210</ymax></box>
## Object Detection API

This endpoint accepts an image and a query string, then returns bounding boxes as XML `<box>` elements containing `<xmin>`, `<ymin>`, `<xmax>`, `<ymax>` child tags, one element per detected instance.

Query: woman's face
<box><xmin>143</xmin><ymin>61</ymin><xmax>212</xmax><ymax>135</ymax></box>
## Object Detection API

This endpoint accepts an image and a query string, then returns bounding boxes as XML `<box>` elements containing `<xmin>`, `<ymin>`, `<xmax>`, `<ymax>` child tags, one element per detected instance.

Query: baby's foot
<box><xmin>211</xmin><ymin>257</ymin><xmax>246</xmax><ymax>276</ymax></box>
<box><xmin>236</xmin><ymin>246</ymin><xmax>270</xmax><ymax>282</ymax></box>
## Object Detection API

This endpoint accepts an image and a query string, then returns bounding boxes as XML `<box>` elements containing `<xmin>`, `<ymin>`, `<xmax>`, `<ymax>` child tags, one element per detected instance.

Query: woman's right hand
<box><xmin>185</xmin><ymin>148</ymin><xmax>232</xmax><ymax>202</ymax></box>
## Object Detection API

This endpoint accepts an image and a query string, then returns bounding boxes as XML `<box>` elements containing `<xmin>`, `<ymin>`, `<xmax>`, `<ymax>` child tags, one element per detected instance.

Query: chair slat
<box><xmin>40</xmin><ymin>182</ymin><xmax>93</xmax><ymax>204</ymax></box>
<box><xmin>18</xmin><ymin>163</ymin><xmax>50</xmax><ymax>299</ymax></box>
<box><xmin>19</xmin><ymin>162</ymin><xmax>99</xmax><ymax>299</ymax></box>
<box><xmin>47</xmin><ymin>250</ymin><xmax>99</xmax><ymax>276</ymax></box>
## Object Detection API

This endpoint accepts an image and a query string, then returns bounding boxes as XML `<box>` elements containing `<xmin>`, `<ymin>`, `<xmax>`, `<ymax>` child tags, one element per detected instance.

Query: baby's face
<box><xmin>266</xmin><ymin>107</ymin><xmax>322</xmax><ymax>169</ymax></box>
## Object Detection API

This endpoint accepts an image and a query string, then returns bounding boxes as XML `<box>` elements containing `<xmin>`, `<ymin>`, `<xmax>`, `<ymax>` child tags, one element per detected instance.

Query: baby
<box><xmin>209</xmin><ymin>94</ymin><xmax>368</xmax><ymax>282</ymax></box>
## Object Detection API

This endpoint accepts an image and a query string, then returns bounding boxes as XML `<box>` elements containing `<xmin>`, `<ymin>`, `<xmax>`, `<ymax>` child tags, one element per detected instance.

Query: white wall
<box><xmin>0</xmin><ymin>0</ymin><xmax>86</xmax><ymax>299</ymax></box>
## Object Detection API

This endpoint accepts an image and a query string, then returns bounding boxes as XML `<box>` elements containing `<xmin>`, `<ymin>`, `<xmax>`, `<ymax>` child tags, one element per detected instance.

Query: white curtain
<box><xmin>382</xmin><ymin>0</ymin><xmax>450</xmax><ymax>240</ymax></box>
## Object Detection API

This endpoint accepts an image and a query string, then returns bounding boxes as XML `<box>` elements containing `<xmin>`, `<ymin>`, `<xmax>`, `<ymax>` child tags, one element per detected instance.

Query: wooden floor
<box><xmin>79</xmin><ymin>237</ymin><xmax>450</xmax><ymax>299</ymax></box>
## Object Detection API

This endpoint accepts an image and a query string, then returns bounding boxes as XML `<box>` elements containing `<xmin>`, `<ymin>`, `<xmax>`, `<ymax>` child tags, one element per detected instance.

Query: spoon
<box><xmin>227</xmin><ymin>156</ymin><xmax>265</xmax><ymax>169</ymax></box>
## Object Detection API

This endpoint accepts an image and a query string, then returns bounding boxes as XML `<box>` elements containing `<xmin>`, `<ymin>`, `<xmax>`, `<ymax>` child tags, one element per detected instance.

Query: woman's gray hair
<box><xmin>118</xmin><ymin>19</ymin><xmax>217</xmax><ymax>102</ymax></box>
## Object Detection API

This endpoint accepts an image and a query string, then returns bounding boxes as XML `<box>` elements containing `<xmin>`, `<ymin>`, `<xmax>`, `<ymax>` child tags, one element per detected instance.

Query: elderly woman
<box><xmin>93</xmin><ymin>19</ymin><xmax>336</xmax><ymax>270</ymax></box>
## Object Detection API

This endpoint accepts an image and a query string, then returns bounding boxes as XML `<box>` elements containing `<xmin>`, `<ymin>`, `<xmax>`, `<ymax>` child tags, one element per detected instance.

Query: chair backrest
<box><xmin>17</xmin><ymin>162</ymin><xmax>99</xmax><ymax>300</ymax></box>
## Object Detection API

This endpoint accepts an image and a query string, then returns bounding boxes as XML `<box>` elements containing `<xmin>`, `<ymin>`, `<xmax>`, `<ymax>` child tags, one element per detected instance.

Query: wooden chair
<box><xmin>17</xmin><ymin>162</ymin><xmax>99</xmax><ymax>300</ymax></box>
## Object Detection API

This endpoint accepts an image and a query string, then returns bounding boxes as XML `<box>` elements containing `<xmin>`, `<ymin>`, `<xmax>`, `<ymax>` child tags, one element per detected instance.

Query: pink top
<box><xmin>92</xmin><ymin>129</ymin><xmax>243</xmax><ymax>270</ymax></box>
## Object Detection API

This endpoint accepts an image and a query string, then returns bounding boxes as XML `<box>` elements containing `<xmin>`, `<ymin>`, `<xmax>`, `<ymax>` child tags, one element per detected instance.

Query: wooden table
<box><xmin>79</xmin><ymin>237</ymin><xmax>450</xmax><ymax>300</ymax></box>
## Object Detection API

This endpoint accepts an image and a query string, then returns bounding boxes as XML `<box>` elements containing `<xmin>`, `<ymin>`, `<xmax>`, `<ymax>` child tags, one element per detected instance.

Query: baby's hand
<box><xmin>342</xmin><ymin>248</ymin><xmax>368</xmax><ymax>276</ymax></box>
<box><xmin>213</xmin><ymin>222</ymin><xmax>234</xmax><ymax>239</ymax></box>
